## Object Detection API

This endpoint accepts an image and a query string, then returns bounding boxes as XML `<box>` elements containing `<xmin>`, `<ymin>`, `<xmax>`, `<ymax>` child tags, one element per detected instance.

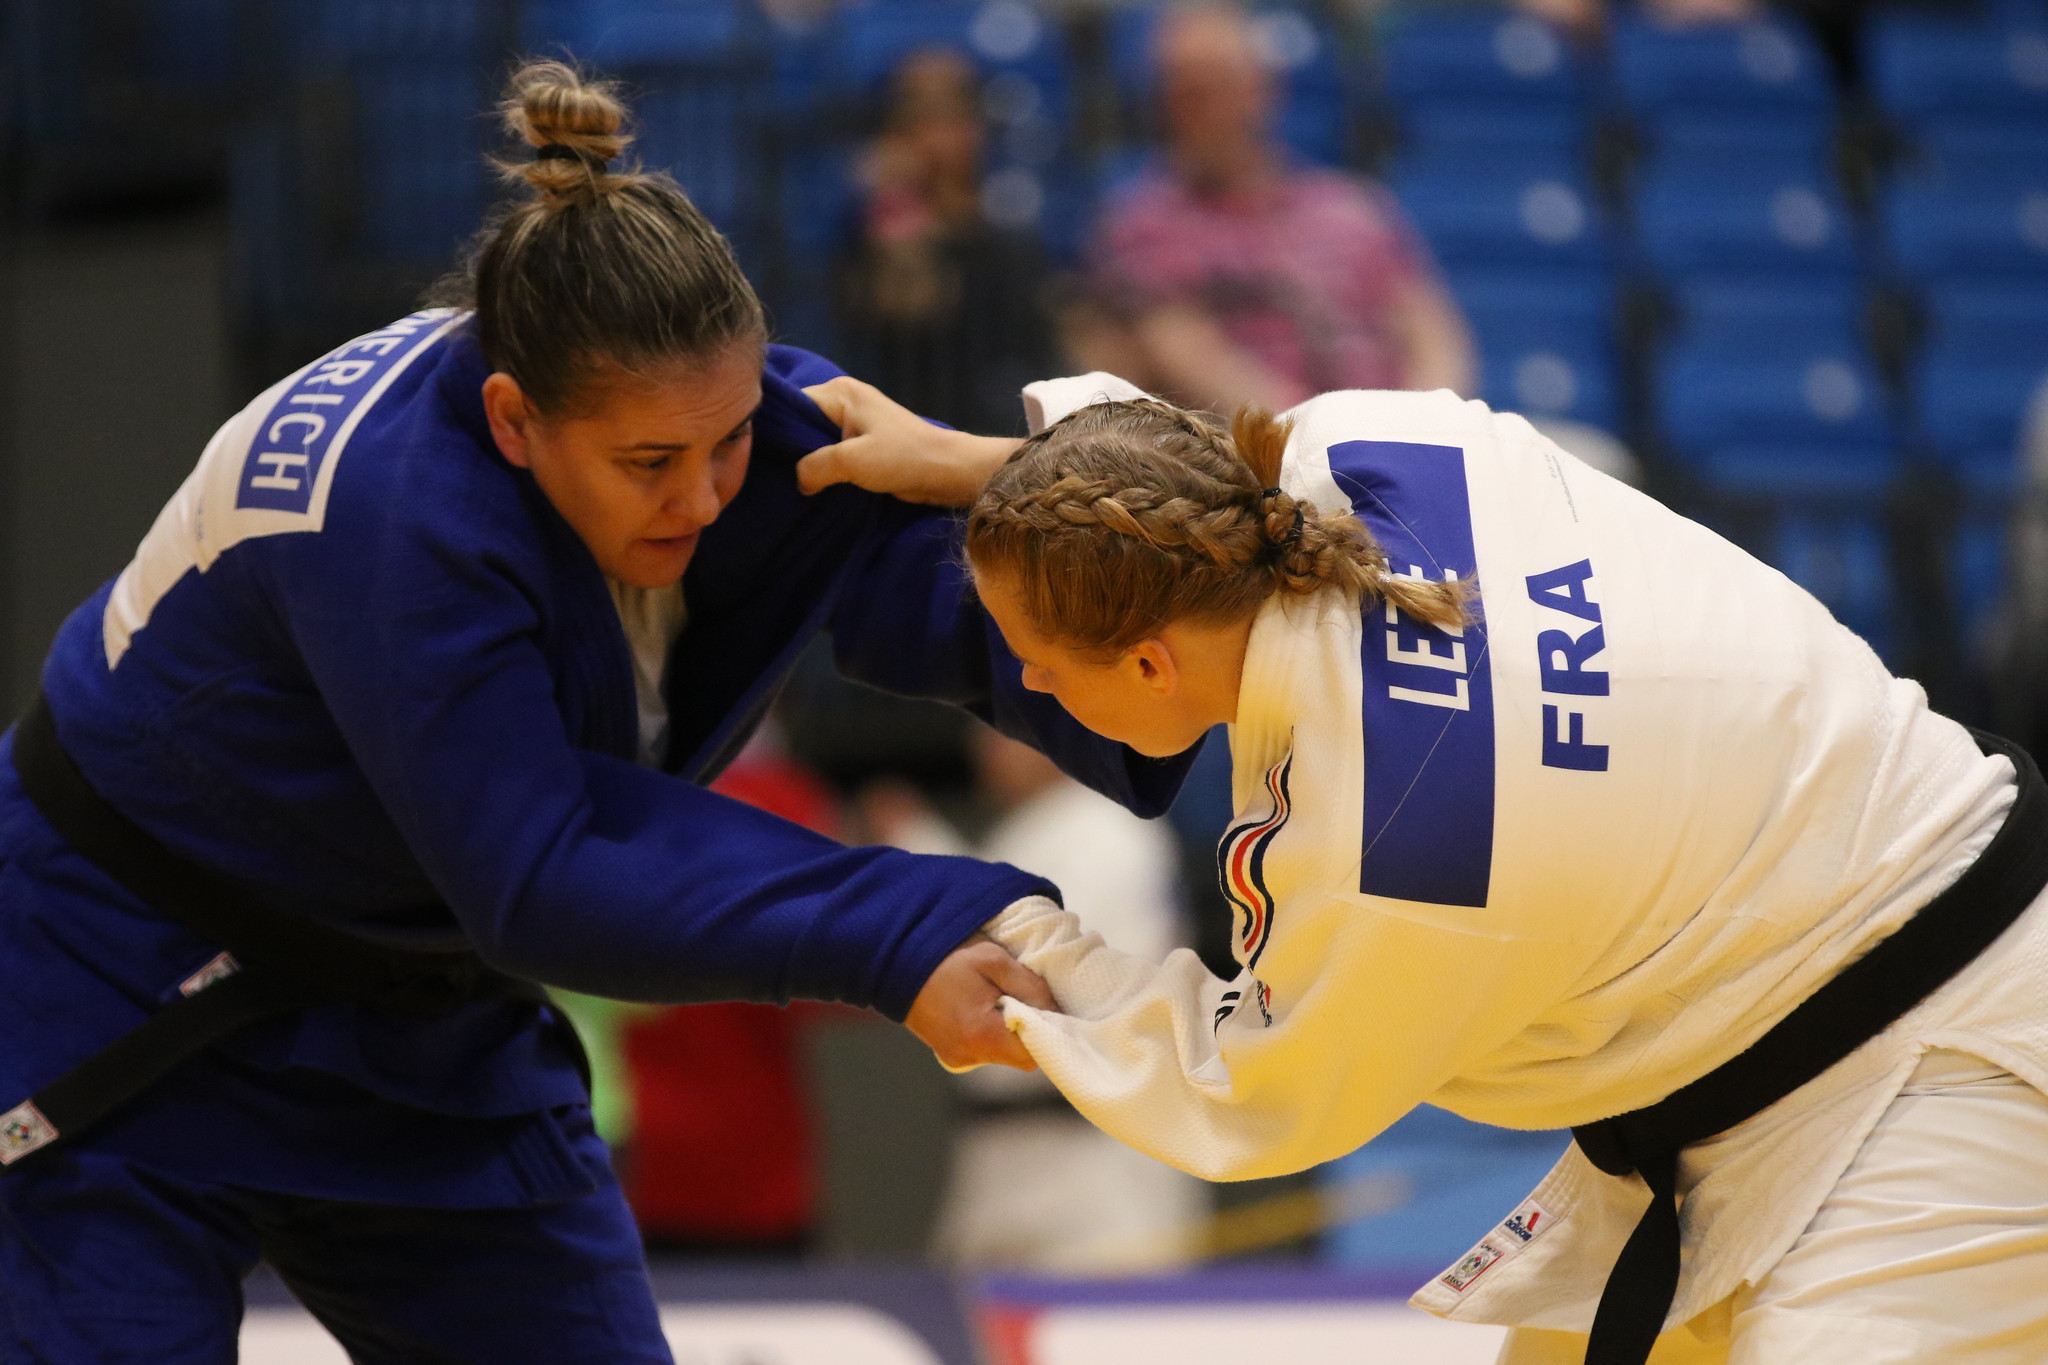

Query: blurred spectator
<box><xmin>1640</xmin><ymin>0</ymin><xmax>1763</xmax><ymax>25</ymax></box>
<box><xmin>1512</xmin><ymin>0</ymin><xmax>1606</xmax><ymax>47</ymax></box>
<box><xmin>1369</xmin><ymin>0</ymin><xmax>1606</xmax><ymax>47</ymax></box>
<box><xmin>834</xmin><ymin>48</ymin><xmax>1061</xmax><ymax>436</ymax></box>
<box><xmin>865</xmin><ymin>727</ymin><xmax>1208</xmax><ymax>1271</ymax></box>
<box><xmin>1072</xmin><ymin>3</ymin><xmax>1475</xmax><ymax>415</ymax></box>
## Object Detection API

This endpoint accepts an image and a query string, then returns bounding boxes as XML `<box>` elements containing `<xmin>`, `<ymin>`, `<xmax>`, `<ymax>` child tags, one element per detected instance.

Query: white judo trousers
<box><xmin>1493</xmin><ymin>885</ymin><xmax>2048</xmax><ymax>1365</ymax></box>
<box><xmin>985</xmin><ymin>377</ymin><xmax>2045</xmax><ymax>1360</ymax></box>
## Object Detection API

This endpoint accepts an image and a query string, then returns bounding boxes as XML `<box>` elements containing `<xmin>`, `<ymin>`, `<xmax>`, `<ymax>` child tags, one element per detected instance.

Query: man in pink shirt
<box><xmin>1076</xmin><ymin>3</ymin><xmax>1475</xmax><ymax>413</ymax></box>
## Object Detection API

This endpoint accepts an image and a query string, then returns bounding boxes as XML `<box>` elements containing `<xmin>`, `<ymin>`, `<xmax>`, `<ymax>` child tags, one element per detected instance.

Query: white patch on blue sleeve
<box><xmin>103</xmin><ymin>309</ymin><xmax>464</xmax><ymax>670</ymax></box>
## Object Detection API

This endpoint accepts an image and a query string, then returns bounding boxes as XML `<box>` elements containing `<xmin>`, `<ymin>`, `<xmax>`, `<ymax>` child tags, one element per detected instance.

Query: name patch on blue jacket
<box><xmin>1329</xmin><ymin>440</ymin><xmax>1495</xmax><ymax>908</ymax></box>
<box><xmin>237</xmin><ymin>310</ymin><xmax>454</xmax><ymax>514</ymax></box>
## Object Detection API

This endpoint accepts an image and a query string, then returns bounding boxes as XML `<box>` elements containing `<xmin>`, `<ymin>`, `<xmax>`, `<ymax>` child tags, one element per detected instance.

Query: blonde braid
<box><xmin>968</xmin><ymin>397</ymin><xmax>1470</xmax><ymax>653</ymax></box>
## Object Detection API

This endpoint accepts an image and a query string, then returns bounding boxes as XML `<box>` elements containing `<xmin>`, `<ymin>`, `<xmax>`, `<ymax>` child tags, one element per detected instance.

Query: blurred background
<box><xmin>4</xmin><ymin>0</ymin><xmax>2046</xmax><ymax>1359</ymax></box>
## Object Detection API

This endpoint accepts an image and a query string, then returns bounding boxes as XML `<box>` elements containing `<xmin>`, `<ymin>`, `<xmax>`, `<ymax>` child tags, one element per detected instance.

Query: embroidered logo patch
<box><xmin>0</xmin><ymin>1102</ymin><xmax>58</xmax><ymax>1166</ymax></box>
<box><xmin>1440</xmin><ymin>1239</ymin><xmax>1505</xmax><ymax>1292</ymax></box>
<box><xmin>1500</xmin><ymin>1198</ymin><xmax>1551</xmax><ymax>1244</ymax></box>
<box><xmin>1439</xmin><ymin>1197</ymin><xmax>1556</xmax><ymax>1293</ymax></box>
<box><xmin>179</xmin><ymin>951</ymin><xmax>240</xmax><ymax>997</ymax></box>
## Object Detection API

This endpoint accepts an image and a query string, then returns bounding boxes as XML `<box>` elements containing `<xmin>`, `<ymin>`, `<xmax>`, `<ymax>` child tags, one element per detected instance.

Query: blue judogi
<box><xmin>0</xmin><ymin>313</ymin><xmax>1196</xmax><ymax>1359</ymax></box>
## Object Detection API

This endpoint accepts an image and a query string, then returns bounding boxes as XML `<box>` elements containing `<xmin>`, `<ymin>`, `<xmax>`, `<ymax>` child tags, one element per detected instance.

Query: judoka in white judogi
<box><xmin>987</xmin><ymin>378</ymin><xmax>2048</xmax><ymax>1361</ymax></box>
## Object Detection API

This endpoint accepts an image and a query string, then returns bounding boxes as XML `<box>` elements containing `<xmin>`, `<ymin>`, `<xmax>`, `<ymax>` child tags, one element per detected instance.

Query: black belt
<box><xmin>0</xmin><ymin>693</ymin><xmax>586</xmax><ymax>1172</ymax></box>
<box><xmin>1571</xmin><ymin>727</ymin><xmax>2048</xmax><ymax>1365</ymax></box>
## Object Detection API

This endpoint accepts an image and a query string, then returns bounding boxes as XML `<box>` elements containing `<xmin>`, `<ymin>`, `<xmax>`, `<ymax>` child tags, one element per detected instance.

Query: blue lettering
<box><xmin>1542</xmin><ymin>704</ymin><xmax>1608</xmax><ymax>771</ymax></box>
<box><xmin>235</xmin><ymin>310</ymin><xmax>453</xmax><ymax>514</ymax></box>
<box><xmin>1525</xmin><ymin>559</ymin><xmax>1602</xmax><ymax>623</ymax></box>
<box><xmin>1538</xmin><ymin>624</ymin><xmax>1609</xmax><ymax>696</ymax></box>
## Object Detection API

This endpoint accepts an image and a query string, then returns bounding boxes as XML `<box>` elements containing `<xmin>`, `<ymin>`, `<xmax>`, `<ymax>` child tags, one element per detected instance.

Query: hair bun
<box><xmin>501</xmin><ymin>60</ymin><xmax>633</xmax><ymax>203</ymax></box>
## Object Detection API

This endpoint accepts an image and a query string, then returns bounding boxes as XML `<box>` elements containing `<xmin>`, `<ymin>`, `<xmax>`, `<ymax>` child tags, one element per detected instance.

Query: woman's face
<box><xmin>974</xmin><ymin>569</ymin><xmax>1213</xmax><ymax>759</ymax></box>
<box><xmin>483</xmin><ymin>348</ymin><xmax>762</xmax><ymax>588</ymax></box>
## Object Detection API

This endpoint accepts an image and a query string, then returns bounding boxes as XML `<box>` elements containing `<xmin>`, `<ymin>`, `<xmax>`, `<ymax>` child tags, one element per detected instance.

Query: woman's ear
<box><xmin>482</xmin><ymin>372</ymin><xmax>536</xmax><ymax>469</ymax></box>
<box><xmin>1129</xmin><ymin>636</ymin><xmax>1181</xmax><ymax>696</ymax></box>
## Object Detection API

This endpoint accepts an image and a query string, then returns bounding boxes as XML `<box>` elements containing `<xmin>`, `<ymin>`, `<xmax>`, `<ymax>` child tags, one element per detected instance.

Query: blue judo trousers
<box><xmin>0</xmin><ymin>313</ymin><xmax>1197</xmax><ymax>1362</ymax></box>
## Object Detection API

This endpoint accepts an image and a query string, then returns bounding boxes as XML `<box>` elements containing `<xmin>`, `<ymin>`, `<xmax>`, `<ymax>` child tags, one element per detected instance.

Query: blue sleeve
<box><xmin>269</xmin><ymin>501</ymin><xmax>1051</xmax><ymax>1020</ymax></box>
<box><xmin>759</xmin><ymin>346</ymin><xmax>1204</xmax><ymax>818</ymax></box>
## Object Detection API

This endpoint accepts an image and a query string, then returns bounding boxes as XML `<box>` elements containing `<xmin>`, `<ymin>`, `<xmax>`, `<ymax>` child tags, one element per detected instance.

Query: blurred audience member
<box><xmin>1369</xmin><ymin>0</ymin><xmax>1606</xmax><ymax>46</ymax></box>
<box><xmin>1640</xmin><ymin>0</ymin><xmax>1763</xmax><ymax>25</ymax></box>
<box><xmin>1511</xmin><ymin>0</ymin><xmax>1606</xmax><ymax>47</ymax></box>
<box><xmin>835</xmin><ymin>48</ymin><xmax>1060</xmax><ymax>435</ymax></box>
<box><xmin>865</xmin><ymin>728</ymin><xmax>1207</xmax><ymax>1271</ymax></box>
<box><xmin>1073</xmin><ymin>3</ymin><xmax>1474</xmax><ymax>415</ymax></box>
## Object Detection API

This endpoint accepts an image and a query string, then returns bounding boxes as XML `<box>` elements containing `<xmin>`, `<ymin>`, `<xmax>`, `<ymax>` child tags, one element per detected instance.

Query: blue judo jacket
<box><xmin>0</xmin><ymin>311</ymin><xmax>1196</xmax><ymax>1205</ymax></box>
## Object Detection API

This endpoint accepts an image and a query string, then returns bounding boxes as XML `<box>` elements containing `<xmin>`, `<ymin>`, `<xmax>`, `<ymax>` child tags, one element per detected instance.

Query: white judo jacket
<box><xmin>988</xmin><ymin>380</ymin><xmax>2038</xmax><ymax>1334</ymax></box>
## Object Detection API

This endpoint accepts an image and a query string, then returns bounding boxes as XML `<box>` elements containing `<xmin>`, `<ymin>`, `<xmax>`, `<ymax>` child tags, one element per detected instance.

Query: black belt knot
<box><xmin>1569</xmin><ymin>1114</ymin><xmax>1641</xmax><ymax>1180</ymax></box>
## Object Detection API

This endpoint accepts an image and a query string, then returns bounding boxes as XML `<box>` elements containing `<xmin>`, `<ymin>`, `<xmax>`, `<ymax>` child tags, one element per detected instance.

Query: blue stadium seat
<box><xmin>1949</xmin><ymin>515</ymin><xmax>2011</xmax><ymax>655</ymax></box>
<box><xmin>1772</xmin><ymin>501</ymin><xmax>1900</xmax><ymax>656</ymax></box>
<box><xmin>635</xmin><ymin>82</ymin><xmax>777</xmax><ymax>256</ymax></box>
<box><xmin>1910</xmin><ymin>282</ymin><xmax>2048</xmax><ymax>653</ymax></box>
<box><xmin>1611</xmin><ymin>16</ymin><xmax>1834</xmax><ymax>121</ymax></box>
<box><xmin>1915</xmin><ymin>356</ymin><xmax>2048</xmax><ymax>483</ymax></box>
<box><xmin>352</xmin><ymin>61</ymin><xmax>495</xmax><ymax>262</ymax></box>
<box><xmin>299</xmin><ymin>0</ymin><xmax>483</xmax><ymax>58</ymax></box>
<box><xmin>1866</xmin><ymin>13</ymin><xmax>2048</xmax><ymax>124</ymax></box>
<box><xmin>1394</xmin><ymin>167</ymin><xmax>1609</xmax><ymax>271</ymax></box>
<box><xmin>1658</xmin><ymin>342</ymin><xmax>1893</xmax><ymax>462</ymax></box>
<box><xmin>1380</xmin><ymin>11</ymin><xmax>1589</xmax><ymax>110</ymax></box>
<box><xmin>1669</xmin><ymin>276</ymin><xmax>1864</xmax><ymax>357</ymax></box>
<box><xmin>1635</xmin><ymin>167</ymin><xmax>1860</xmax><ymax>278</ymax></box>
<box><xmin>1481</xmin><ymin>341</ymin><xmax>1617</xmax><ymax>430</ymax></box>
<box><xmin>1883</xmin><ymin>178</ymin><xmax>2048</xmax><ymax>281</ymax></box>
<box><xmin>1905</xmin><ymin>116</ymin><xmax>2048</xmax><ymax>189</ymax></box>
<box><xmin>1687</xmin><ymin>447</ymin><xmax>1903</xmax><ymax>657</ymax></box>
<box><xmin>1398</xmin><ymin>104</ymin><xmax>1586</xmax><ymax>169</ymax></box>
<box><xmin>1638</xmin><ymin>111</ymin><xmax>1832</xmax><ymax>183</ymax></box>
<box><xmin>1922</xmin><ymin>280</ymin><xmax>2048</xmax><ymax>363</ymax></box>
<box><xmin>813</xmin><ymin>0</ymin><xmax>1073</xmax><ymax>137</ymax></box>
<box><xmin>525</xmin><ymin>0</ymin><xmax>772</xmax><ymax>67</ymax></box>
<box><xmin>1450</xmin><ymin>265</ymin><xmax>1615</xmax><ymax>325</ymax></box>
<box><xmin>1451</xmin><ymin>269</ymin><xmax>1618</xmax><ymax>429</ymax></box>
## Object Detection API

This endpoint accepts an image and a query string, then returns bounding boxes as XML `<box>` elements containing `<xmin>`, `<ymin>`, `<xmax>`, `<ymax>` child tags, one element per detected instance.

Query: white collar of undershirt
<box><xmin>607</xmin><ymin>579</ymin><xmax>688</xmax><ymax>768</ymax></box>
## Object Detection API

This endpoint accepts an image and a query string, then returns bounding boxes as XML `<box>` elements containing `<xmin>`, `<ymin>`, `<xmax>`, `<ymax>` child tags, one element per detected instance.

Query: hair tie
<box><xmin>535</xmin><ymin>143</ymin><xmax>602</xmax><ymax>168</ymax></box>
<box><xmin>1261</xmin><ymin>488</ymin><xmax>1306</xmax><ymax>550</ymax></box>
<box><xmin>1283</xmin><ymin>506</ymin><xmax>1307</xmax><ymax>548</ymax></box>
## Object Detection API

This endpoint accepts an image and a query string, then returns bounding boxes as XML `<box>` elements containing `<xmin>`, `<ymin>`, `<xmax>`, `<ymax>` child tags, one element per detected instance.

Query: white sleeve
<box><xmin>988</xmin><ymin>894</ymin><xmax>1592</xmax><ymax>1182</ymax></box>
<box><xmin>1019</xmin><ymin>372</ymin><xmax>1151</xmax><ymax>436</ymax></box>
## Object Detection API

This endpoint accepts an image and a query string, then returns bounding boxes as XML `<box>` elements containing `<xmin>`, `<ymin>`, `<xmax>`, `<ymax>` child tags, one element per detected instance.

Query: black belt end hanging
<box><xmin>1</xmin><ymin>693</ymin><xmax>589</xmax><ymax>1173</ymax></box>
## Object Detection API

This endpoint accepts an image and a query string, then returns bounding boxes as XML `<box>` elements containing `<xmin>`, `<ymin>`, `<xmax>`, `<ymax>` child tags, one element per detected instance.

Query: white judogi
<box><xmin>986</xmin><ymin>381</ymin><xmax>2038</xmax><ymax>1348</ymax></box>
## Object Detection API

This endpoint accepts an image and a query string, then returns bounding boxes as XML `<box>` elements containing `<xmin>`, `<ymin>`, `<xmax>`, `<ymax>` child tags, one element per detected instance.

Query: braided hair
<box><xmin>966</xmin><ymin>398</ymin><xmax>1468</xmax><ymax>655</ymax></box>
